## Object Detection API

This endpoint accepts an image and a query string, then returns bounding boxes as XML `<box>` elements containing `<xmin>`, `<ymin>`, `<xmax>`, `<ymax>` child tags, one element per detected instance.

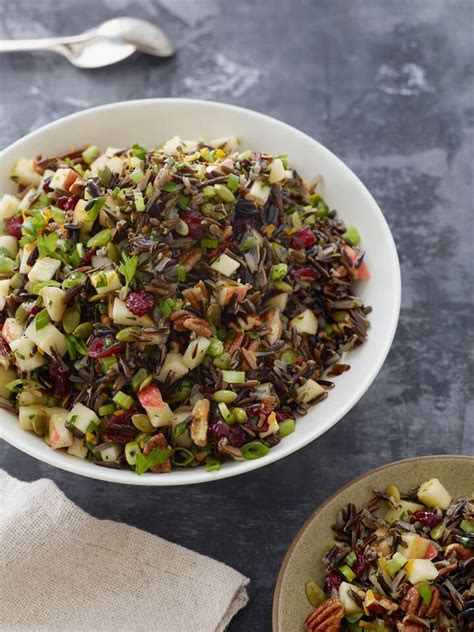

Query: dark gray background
<box><xmin>0</xmin><ymin>1</ymin><xmax>472</xmax><ymax>630</ymax></box>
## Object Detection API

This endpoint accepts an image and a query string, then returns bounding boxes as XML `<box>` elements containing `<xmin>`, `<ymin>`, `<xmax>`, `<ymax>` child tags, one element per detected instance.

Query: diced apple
<box><xmin>49</xmin><ymin>168</ymin><xmax>79</xmax><ymax>191</ymax></box>
<box><xmin>264</xmin><ymin>308</ymin><xmax>282</xmax><ymax>344</ymax></box>
<box><xmin>171</xmin><ymin>407</ymin><xmax>193</xmax><ymax>448</ymax></box>
<box><xmin>25</xmin><ymin>319</ymin><xmax>67</xmax><ymax>357</ymax></box>
<box><xmin>385</xmin><ymin>500</ymin><xmax>424</xmax><ymax>524</ymax></box>
<box><xmin>157</xmin><ymin>352</ymin><xmax>189</xmax><ymax>384</ymax></box>
<box><xmin>259</xmin><ymin>411</ymin><xmax>279</xmax><ymax>439</ymax></box>
<box><xmin>40</xmin><ymin>286</ymin><xmax>66</xmax><ymax>322</ymax></box>
<box><xmin>91</xmin><ymin>255</ymin><xmax>112</xmax><ymax>269</ymax></box>
<box><xmin>405</xmin><ymin>559</ymin><xmax>439</xmax><ymax>585</ymax></box>
<box><xmin>2</xmin><ymin>318</ymin><xmax>23</xmax><ymax>344</ymax></box>
<box><xmin>216</xmin><ymin>282</ymin><xmax>251</xmax><ymax>307</ymax></box>
<box><xmin>181</xmin><ymin>139</ymin><xmax>199</xmax><ymax>154</ymax></box>
<box><xmin>0</xmin><ymin>194</ymin><xmax>20</xmax><ymax>220</ymax></box>
<box><xmin>0</xmin><ymin>235</ymin><xmax>18</xmax><ymax>258</ymax></box>
<box><xmin>210</xmin><ymin>253</ymin><xmax>240</xmax><ymax>277</ymax></box>
<box><xmin>18</xmin><ymin>387</ymin><xmax>48</xmax><ymax>406</ymax></box>
<box><xmin>18</xmin><ymin>405</ymin><xmax>46</xmax><ymax>431</ymax></box>
<box><xmin>290</xmin><ymin>309</ymin><xmax>318</xmax><ymax>335</ymax></box>
<box><xmin>269</xmin><ymin>158</ymin><xmax>286</xmax><ymax>184</ymax></box>
<box><xmin>246</xmin><ymin>180</ymin><xmax>270</xmax><ymax>206</ymax></box>
<box><xmin>138</xmin><ymin>383</ymin><xmax>173</xmax><ymax>428</ymax></box>
<box><xmin>339</xmin><ymin>582</ymin><xmax>365</xmax><ymax>615</ymax></box>
<box><xmin>397</xmin><ymin>534</ymin><xmax>431</xmax><ymax>559</ymax></box>
<box><xmin>183</xmin><ymin>336</ymin><xmax>211</xmax><ymax>370</ymax></box>
<box><xmin>12</xmin><ymin>158</ymin><xmax>41</xmax><ymax>186</ymax></box>
<box><xmin>417</xmin><ymin>478</ymin><xmax>452</xmax><ymax>510</ymax></box>
<box><xmin>112</xmin><ymin>298</ymin><xmax>153</xmax><ymax>326</ymax></box>
<box><xmin>0</xmin><ymin>366</ymin><xmax>17</xmax><ymax>398</ymax></box>
<box><xmin>106</xmin><ymin>156</ymin><xmax>124</xmax><ymax>175</ymax></box>
<box><xmin>49</xmin><ymin>410</ymin><xmax>73</xmax><ymax>449</ymax></box>
<box><xmin>73</xmin><ymin>198</ymin><xmax>95</xmax><ymax>232</ymax></box>
<box><xmin>28</xmin><ymin>257</ymin><xmax>61</xmax><ymax>283</ymax></box>
<box><xmin>162</xmin><ymin>136</ymin><xmax>183</xmax><ymax>154</ymax></box>
<box><xmin>265</xmin><ymin>293</ymin><xmax>288</xmax><ymax>311</ymax></box>
<box><xmin>208</xmin><ymin>136</ymin><xmax>239</xmax><ymax>152</ymax></box>
<box><xmin>344</xmin><ymin>245</ymin><xmax>370</xmax><ymax>281</ymax></box>
<box><xmin>91</xmin><ymin>269</ymin><xmax>122</xmax><ymax>295</ymax></box>
<box><xmin>90</xmin><ymin>154</ymin><xmax>108</xmax><ymax>176</ymax></box>
<box><xmin>296</xmin><ymin>378</ymin><xmax>325</xmax><ymax>404</ymax></box>
<box><xmin>9</xmin><ymin>336</ymin><xmax>45</xmax><ymax>371</ymax></box>
<box><xmin>65</xmin><ymin>402</ymin><xmax>99</xmax><ymax>436</ymax></box>
<box><xmin>0</xmin><ymin>279</ymin><xmax>10</xmax><ymax>311</ymax></box>
<box><xmin>19</xmin><ymin>243</ymin><xmax>37</xmax><ymax>274</ymax></box>
<box><xmin>67</xmin><ymin>436</ymin><xmax>88</xmax><ymax>459</ymax></box>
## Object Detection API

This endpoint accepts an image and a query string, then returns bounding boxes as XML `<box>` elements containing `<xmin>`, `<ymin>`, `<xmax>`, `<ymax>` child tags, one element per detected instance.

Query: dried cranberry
<box><xmin>291</xmin><ymin>266</ymin><xmax>318</xmax><ymax>280</ymax></box>
<box><xmin>101</xmin><ymin>406</ymin><xmax>139</xmax><ymax>444</ymax></box>
<box><xmin>352</xmin><ymin>553</ymin><xmax>367</xmax><ymax>579</ymax></box>
<box><xmin>265</xmin><ymin>434</ymin><xmax>281</xmax><ymax>447</ymax></box>
<box><xmin>43</xmin><ymin>177</ymin><xmax>52</xmax><ymax>193</ymax></box>
<box><xmin>324</xmin><ymin>571</ymin><xmax>342</xmax><ymax>593</ymax></box>
<box><xmin>6</xmin><ymin>216</ymin><xmax>23</xmax><ymax>239</ymax></box>
<box><xmin>411</xmin><ymin>510</ymin><xmax>443</xmax><ymax>528</ymax></box>
<box><xmin>79</xmin><ymin>248</ymin><xmax>95</xmax><ymax>266</ymax></box>
<box><xmin>125</xmin><ymin>291</ymin><xmax>155</xmax><ymax>317</ymax></box>
<box><xmin>208</xmin><ymin>419</ymin><xmax>246</xmax><ymax>448</ymax></box>
<box><xmin>56</xmin><ymin>194</ymin><xmax>79</xmax><ymax>211</ymax></box>
<box><xmin>48</xmin><ymin>359</ymin><xmax>71</xmax><ymax>398</ymax></box>
<box><xmin>276</xmin><ymin>408</ymin><xmax>293</xmax><ymax>422</ymax></box>
<box><xmin>289</xmin><ymin>228</ymin><xmax>317</xmax><ymax>250</ymax></box>
<box><xmin>88</xmin><ymin>336</ymin><xmax>124</xmax><ymax>359</ymax></box>
<box><xmin>181</xmin><ymin>211</ymin><xmax>203</xmax><ymax>240</ymax></box>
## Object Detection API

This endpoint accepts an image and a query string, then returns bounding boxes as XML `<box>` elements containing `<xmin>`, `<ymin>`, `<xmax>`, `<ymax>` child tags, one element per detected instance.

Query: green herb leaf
<box><xmin>119</xmin><ymin>253</ymin><xmax>139</xmax><ymax>287</ymax></box>
<box><xmin>37</xmin><ymin>232</ymin><xmax>59</xmax><ymax>258</ymax></box>
<box><xmin>162</xmin><ymin>181</ymin><xmax>181</xmax><ymax>193</ymax></box>
<box><xmin>131</xmin><ymin>143</ymin><xmax>147</xmax><ymax>160</ymax></box>
<box><xmin>35</xmin><ymin>308</ymin><xmax>50</xmax><ymax>330</ymax></box>
<box><xmin>86</xmin><ymin>197</ymin><xmax>106</xmax><ymax>223</ymax></box>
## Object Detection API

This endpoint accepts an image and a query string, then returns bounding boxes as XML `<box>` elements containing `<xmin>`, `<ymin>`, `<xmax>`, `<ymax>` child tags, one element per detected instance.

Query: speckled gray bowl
<box><xmin>273</xmin><ymin>455</ymin><xmax>474</xmax><ymax>631</ymax></box>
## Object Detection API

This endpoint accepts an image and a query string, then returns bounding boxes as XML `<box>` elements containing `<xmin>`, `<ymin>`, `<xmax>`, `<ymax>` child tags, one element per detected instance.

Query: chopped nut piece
<box><xmin>190</xmin><ymin>398</ymin><xmax>210</xmax><ymax>447</ymax></box>
<box><xmin>304</xmin><ymin>598</ymin><xmax>344</xmax><ymax>632</ymax></box>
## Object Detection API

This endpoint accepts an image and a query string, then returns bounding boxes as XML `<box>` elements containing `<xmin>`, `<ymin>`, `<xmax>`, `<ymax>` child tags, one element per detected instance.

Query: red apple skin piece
<box><xmin>343</xmin><ymin>245</ymin><xmax>370</xmax><ymax>280</ymax></box>
<box><xmin>424</xmin><ymin>543</ymin><xmax>437</xmax><ymax>560</ymax></box>
<box><xmin>63</xmin><ymin>169</ymin><xmax>79</xmax><ymax>191</ymax></box>
<box><xmin>138</xmin><ymin>384</ymin><xmax>165</xmax><ymax>408</ymax></box>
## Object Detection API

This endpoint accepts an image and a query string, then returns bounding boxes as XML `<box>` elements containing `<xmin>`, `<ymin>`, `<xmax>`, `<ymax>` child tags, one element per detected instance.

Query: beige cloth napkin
<box><xmin>0</xmin><ymin>471</ymin><xmax>248</xmax><ymax>631</ymax></box>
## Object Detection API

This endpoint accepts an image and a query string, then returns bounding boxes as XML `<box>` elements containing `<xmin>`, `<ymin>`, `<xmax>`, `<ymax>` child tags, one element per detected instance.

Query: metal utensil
<box><xmin>0</xmin><ymin>17</ymin><xmax>174</xmax><ymax>68</ymax></box>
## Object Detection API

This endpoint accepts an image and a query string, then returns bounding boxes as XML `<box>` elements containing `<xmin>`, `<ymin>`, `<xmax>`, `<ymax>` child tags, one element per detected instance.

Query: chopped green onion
<box><xmin>98</xmin><ymin>403</ymin><xmax>116</xmax><ymax>417</ymax></box>
<box><xmin>214</xmin><ymin>184</ymin><xmax>235</xmax><ymax>203</ymax></box>
<box><xmin>460</xmin><ymin>519</ymin><xmax>474</xmax><ymax>534</ymax></box>
<box><xmin>87</xmin><ymin>228</ymin><xmax>112</xmax><ymax>249</ymax></box>
<box><xmin>241</xmin><ymin>441</ymin><xmax>270</xmax><ymax>460</ymax></box>
<box><xmin>177</xmin><ymin>264</ymin><xmax>186</xmax><ymax>283</ymax></box>
<box><xmin>346</xmin><ymin>614</ymin><xmax>363</xmax><ymax>624</ymax></box>
<box><xmin>130</xmin><ymin>168</ymin><xmax>145</xmax><ymax>184</ymax></box>
<box><xmin>213</xmin><ymin>351</ymin><xmax>230</xmax><ymax>369</ymax></box>
<box><xmin>342</xmin><ymin>226</ymin><xmax>361</xmax><ymax>245</ymax></box>
<box><xmin>227</xmin><ymin>173</ymin><xmax>239</xmax><ymax>192</ymax></box>
<box><xmin>205</xmin><ymin>457</ymin><xmax>221</xmax><ymax>472</ymax></box>
<box><xmin>239</xmin><ymin>235</ymin><xmax>256</xmax><ymax>252</ymax></box>
<box><xmin>172</xmin><ymin>448</ymin><xmax>194</xmax><ymax>467</ymax></box>
<box><xmin>278</xmin><ymin>418</ymin><xmax>295</xmax><ymax>437</ymax></box>
<box><xmin>31</xmin><ymin>280</ymin><xmax>61</xmax><ymax>295</ymax></box>
<box><xmin>35</xmin><ymin>309</ymin><xmax>50</xmax><ymax>331</ymax></box>
<box><xmin>112</xmin><ymin>391</ymin><xmax>134</xmax><ymax>410</ymax></box>
<box><xmin>200</xmin><ymin>237</ymin><xmax>219</xmax><ymax>249</ymax></box>
<box><xmin>218</xmin><ymin>402</ymin><xmax>235</xmax><ymax>424</ymax></box>
<box><xmin>202</xmin><ymin>185</ymin><xmax>216</xmax><ymax>198</ymax></box>
<box><xmin>177</xmin><ymin>194</ymin><xmax>190</xmax><ymax>209</ymax></box>
<box><xmin>159</xmin><ymin>298</ymin><xmax>177</xmax><ymax>319</ymax></box>
<box><xmin>338</xmin><ymin>564</ymin><xmax>356</xmax><ymax>582</ymax></box>
<box><xmin>132</xmin><ymin>368</ymin><xmax>149</xmax><ymax>391</ymax></box>
<box><xmin>162</xmin><ymin>181</ymin><xmax>181</xmax><ymax>193</ymax></box>
<box><xmin>62</xmin><ymin>271</ymin><xmax>87</xmax><ymax>289</ymax></box>
<box><xmin>417</xmin><ymin>583</ymin><xmax>432</xmax><ymax>607</ymax></box>
<box><xmin>125</xmin><ymin>441</ymin><xmax>140</xmax><ymax>466</ymax></box>
<box><xmin>134</xmin><ymin>191</ymin><xmax>145</xmax><ymax>212</ymax></box>
<box><xmin>221</xmin><ymin>370</ymin><xmax>246</xmax><ymax>384</ymax></box>
<box><xmin>98</xmin><ymin>165</ymin><xmax>112</xmax><ymax>187</ymax></box>
<box><xmin>271</xmin><ymin>263</ymin><xmax>288</xmax><ymax>281</ymax></box>
<box><xmin>346</xmin><ymin>551</ymin><xmax>357</xmax><ymax>567</ymax></box>
<box><xmin>86</xmin><ymin>197</ymin><xmax>106</xmax><ymax>223</ymax></box>
<box><xmin>0</xmin><ymin>254</ymin><xmax>15</xmax><ymax>274</ymax></box>
<box><xmin>386</xmin><ymin>552</ymin><xmax>407</xmax><ymax>577</ymax></box>
<box><xmin>207</xmin><ymin>338</ymin><xmax>224</xmax><ymax>358</ymax></box>
<box><xmin>82</xmin><ymin>145</ymin><xmax>100</xmax><ymax>164</ymax></box>
<box><xmin>135</xmin><ymin>446</ymin><xmax>173</xmax><ymax>475</ymax></box>
<box><xmin>173</xmin><ymin>421</ymin><xmax>188</xmax><ymax>438</ymax></box>
<box><xmin>281</xmin><ymin>349</ymin><xmax>297</xmax><ymax>365</ymax></box>
<box><xmin>131</xmin><ymin>143</ymin><xmax>147</xmax><ymax>159</ymax></box>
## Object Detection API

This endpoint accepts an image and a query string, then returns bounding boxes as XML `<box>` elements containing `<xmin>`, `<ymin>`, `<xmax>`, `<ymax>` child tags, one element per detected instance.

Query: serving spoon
<box><xmin>0</xmin><ymin>17</ymin><xmax>174</xmax><ymax>68</ymax></box>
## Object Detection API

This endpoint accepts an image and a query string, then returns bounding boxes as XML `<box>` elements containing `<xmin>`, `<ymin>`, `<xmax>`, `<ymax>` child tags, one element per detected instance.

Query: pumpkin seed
<box><xmin>106</xmin><ymin>242</ymin><xmax>120</xmax><ymax>263</ymax></box>
<box><xmin>116</xmin><ymin>326</ymin><xmax>141</xmax><ymax>342</ymax></box>
<box><xmin>32</xmin><ymin>410</ymin><xmax>48</xmax><ymax>436</ymax></box>
<box><xmin>206</xmin><ymin>303</ymin><xmax>221</xmax><ymax>326</ymax></box>
<box><xmin>305</xmin><ymin>581</ymin><xmax>325</xmax><ymax>607</ymax></box>
<box><xmin>212</xmin><ymin>390</ymin><xmax>238</xmax><ymax>404</ymax></box>
<box><xmin>131</xmin><ymin>414</ymin><xmax>154</xmax><ymax>433</ymax></box>
<box><xmin>63</xmin><ymin>305</ymin><xmax>81</xmax><ymax>333</ymax></box>
<box><xmin>73</xmin><ymin>322</ymin><xmax>93</xmax><ymax>339</ymax></box>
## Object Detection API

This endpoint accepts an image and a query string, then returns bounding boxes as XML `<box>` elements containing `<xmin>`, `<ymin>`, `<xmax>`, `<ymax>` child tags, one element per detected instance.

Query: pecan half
<box><xmin>364</xmin><ymin>589</ymin><xmax>398</xmax><ymax>615</ymax></box>
<box><xmin>179</xmin><ymin>247</ymin><xmax>202</xmax><ymax>272</ymax></box>
<box><xmin>444</xmin><ymin>543</ymin><xmax>472</xmax><ymax>560</ymax></box>
<box><xmin>304</xmin><ymin>598</ymin><xmax>344</xmax><ymax>632</ymax></box>
<box><xmin>182</xmin><ymin>316</ymin><xmax>212</xmax><ymax>338</ymax></box>
<box><xmin>190</xmin><ymin>398</ymin><xmax>210</xmax><ymax>447</ymax></box>
<box><xmin>401</xmin><ymin>586</ymin><xmax>441</xmax><ymax>618</ymax></box>
<box><xmin>182</xmin><ymin>281</ymin><xmax>209</xmax><ymax>311</ymax></box>
<box><xmin>143</xmin><ymin>433</ymin><xmax>171</xmax><ymax>473</ymax></box>
<box><xmin>225</xmin><ymin>330</ymin><xmax>245</xmax><ymax>355</ymax></box>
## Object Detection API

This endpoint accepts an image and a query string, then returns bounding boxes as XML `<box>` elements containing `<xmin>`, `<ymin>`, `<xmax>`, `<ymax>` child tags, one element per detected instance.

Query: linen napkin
<box><xmin>0</xmin><ymin>470</ymin><xmax>249</xmax><ymax>631</ymax></box>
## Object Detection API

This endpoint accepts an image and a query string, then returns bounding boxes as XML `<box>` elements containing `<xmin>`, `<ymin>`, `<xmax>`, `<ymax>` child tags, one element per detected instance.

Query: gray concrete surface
<box><xmin>0</xmin><ymin>1</ymin><xmax>472</xmax><ymax>630</ymax></box>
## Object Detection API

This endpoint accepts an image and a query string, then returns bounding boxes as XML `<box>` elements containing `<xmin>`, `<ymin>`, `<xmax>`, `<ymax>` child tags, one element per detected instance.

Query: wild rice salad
<box><xmin>0</xmin><ymin>136</ymin><xmax>370</xmax><ymax>474</ymax></box>
<box><xmin>304</xmin><ymin>478</ymin><xmax>474</xmax><ymax>631</ymax></box>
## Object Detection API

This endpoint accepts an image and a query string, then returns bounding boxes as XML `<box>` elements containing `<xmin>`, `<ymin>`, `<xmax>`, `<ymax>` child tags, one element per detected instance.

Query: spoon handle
<box><xmin>0</xmin><ymin>34</ymin><xmax>86</xmax><ymax>53</ymax></box>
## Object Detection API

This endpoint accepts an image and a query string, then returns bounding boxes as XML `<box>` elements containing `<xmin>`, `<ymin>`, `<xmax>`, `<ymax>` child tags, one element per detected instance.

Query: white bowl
<box><xmin>0</xmin><ymin>99</ymin><xmax>401</xmax><ymax>485</ymax></box>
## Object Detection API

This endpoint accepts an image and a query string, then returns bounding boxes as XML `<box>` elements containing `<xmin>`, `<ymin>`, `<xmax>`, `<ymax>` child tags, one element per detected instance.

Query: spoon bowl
<box><xmin>0</xmin><ymin>17</ymin><xmax>174</xmax><ymax>68</ymax></box>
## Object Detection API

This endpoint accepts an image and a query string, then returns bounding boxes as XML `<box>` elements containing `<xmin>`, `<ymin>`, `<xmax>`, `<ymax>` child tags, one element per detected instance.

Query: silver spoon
<box><xmin>0</xmin><ymin>17</ymin><xmax>174</xmax><ymax>68</ymax></box>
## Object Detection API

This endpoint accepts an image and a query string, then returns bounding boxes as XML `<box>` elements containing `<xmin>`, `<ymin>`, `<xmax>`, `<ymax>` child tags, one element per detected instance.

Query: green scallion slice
<box><xmin>112</xmin><ymin>391</ymin><xmax>134</xmax><ymax>410</ymax></box>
